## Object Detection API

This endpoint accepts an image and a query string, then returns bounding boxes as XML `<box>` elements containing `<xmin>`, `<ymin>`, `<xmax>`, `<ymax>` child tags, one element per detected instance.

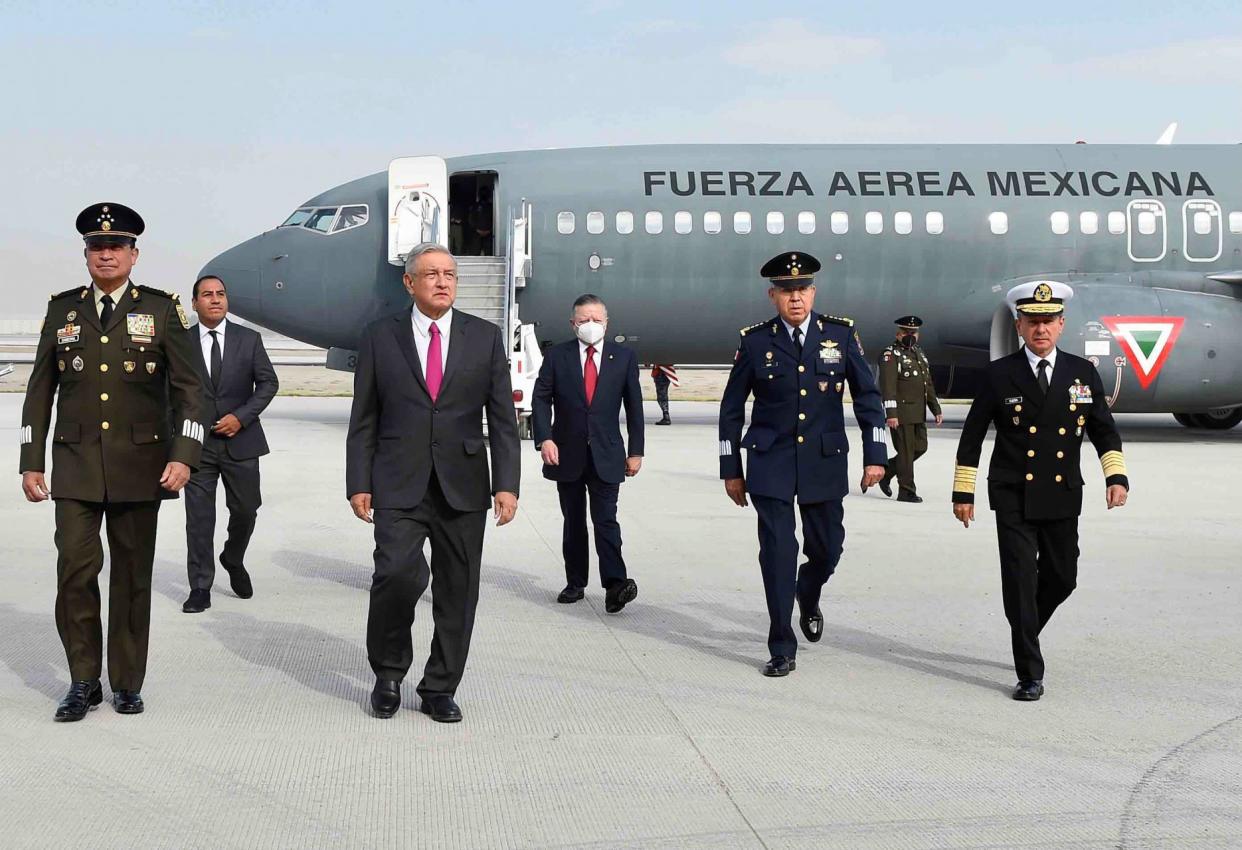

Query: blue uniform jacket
<box><xmin>718</xmin><ymin>312</ymin><xmax>888</xmax><ymax>503</ymax></box>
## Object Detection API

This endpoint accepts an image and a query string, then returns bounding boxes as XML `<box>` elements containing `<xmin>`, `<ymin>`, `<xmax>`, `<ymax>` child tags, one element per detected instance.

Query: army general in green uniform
<box><xmin>19</xmin><ymin>203</ymin><xmax>205</xmax><ymax>721</ymax></box>
<box><xmin>876</xmin><ymin>316</ymin><xmax>942</xmax><ymax>502</ymax></box>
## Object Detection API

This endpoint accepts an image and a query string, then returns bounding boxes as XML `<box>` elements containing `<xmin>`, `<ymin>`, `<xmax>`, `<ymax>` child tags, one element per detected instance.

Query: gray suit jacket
<box><xmin>345</xmin><ymin>306</ymin><xmax>521</xmax><ymax>511</ymax></box>
<box><xmin>192</xmin><ymin>321</ymin><xmax>279</xmax><ymax>460</ymax></box>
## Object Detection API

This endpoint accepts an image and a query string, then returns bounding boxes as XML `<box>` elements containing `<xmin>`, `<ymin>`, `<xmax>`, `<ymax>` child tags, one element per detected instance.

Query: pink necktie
<box><xmin>584</xmin><ymin>345</ymin><xmax>597</xmax><ymax>405</ymax></box>
<box><xmin>426</xmin><ymin>322</ymin><xmax>443</xmax><ymax>400</ymax></box>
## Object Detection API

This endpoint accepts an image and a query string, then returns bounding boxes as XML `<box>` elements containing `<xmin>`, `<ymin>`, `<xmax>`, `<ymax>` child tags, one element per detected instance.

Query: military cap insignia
<box><xmin>71</xmin><ymin>356</ymin><xmax>84</xmax><ymax>372</ymax></box>
<box><xmin>123</xmin><ymin>360</ymin><xmax>136</xmax><ymax>373</ymax></box>
<box><xmin>1034</xmin><ymin>282</ymin><xmax>1053</xmax><ymax>302</ymax></box>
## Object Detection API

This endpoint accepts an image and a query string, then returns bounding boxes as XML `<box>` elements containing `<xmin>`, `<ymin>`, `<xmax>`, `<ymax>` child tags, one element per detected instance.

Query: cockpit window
<box><xmin>304</xmin><ymin>208</ymin><xmax>339</xmax><ymax>233</ymax></box>
<box><xmin>280</xmin><ymin>208</ymin><xmax>313</xmax><ymax>228</ymax></box>
<box><xmin>332</xmin><ymin>205</ymin><xmax>369</xmax><ymax>233</ymax></box>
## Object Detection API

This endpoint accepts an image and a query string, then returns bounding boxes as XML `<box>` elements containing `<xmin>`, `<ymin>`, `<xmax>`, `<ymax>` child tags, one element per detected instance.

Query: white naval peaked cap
<box><xmin>1005</xmin><ymin>280</ymin><xmax>1074</xmax><ymax>318</ymax></box>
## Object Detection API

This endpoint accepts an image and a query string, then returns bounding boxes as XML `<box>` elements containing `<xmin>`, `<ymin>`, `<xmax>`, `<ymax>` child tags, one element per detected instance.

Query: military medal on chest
<box><xmin>127</xmin><ymin>313</ymin><xmax>155</xmax><ymax>344</ymax></box>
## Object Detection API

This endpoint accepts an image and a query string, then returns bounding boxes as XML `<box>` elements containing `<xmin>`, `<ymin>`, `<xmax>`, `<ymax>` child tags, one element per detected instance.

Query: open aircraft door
<box><xmin>388</xmin><ymin>156</ymin><xmax>448</xmax><ymax>264</ymax></box>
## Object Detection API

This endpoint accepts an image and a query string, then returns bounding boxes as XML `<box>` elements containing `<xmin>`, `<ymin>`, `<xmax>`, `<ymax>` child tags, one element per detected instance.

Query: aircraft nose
<box><xmin>198</xmin><ymin>236</ymin><xmax>264</xmax><ymax>322</ymax></box>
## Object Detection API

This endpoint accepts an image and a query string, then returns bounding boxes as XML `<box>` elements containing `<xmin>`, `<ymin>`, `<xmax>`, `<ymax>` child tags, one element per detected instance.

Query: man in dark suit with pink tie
<box><xmin>532</xmin><ymin>294</ymin><xmax>645</xmax><ymax>612</ymax></box>
<box><xmin>346</xmin><ymin>243</ymin><xmax>521</xmax><ymax>724</ymax></box>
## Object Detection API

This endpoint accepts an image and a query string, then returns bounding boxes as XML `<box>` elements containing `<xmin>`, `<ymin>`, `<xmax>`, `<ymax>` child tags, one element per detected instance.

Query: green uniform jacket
<box><xmin>19</xmin><ymin>283</ymin><xmax>206</xmax><ymax>502</ymax></box>
<box><xmin>878</xmin><ymin>342</ymin><xmax>941</xmax><ymax>425</ymax></box>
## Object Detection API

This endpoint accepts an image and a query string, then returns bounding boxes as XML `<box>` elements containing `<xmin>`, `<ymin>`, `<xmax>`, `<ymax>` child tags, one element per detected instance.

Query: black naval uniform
<box><xmin>878</xmin><ymin>338</ymin><xmax>941</xmax><ymax>499</ymax></box>
<box><xmin>952</xmin><ymin>348</ymin><xmax>1128</xmax><ymax>683</ymax></box>
<box><xmin>720</xmin><ymin>311</ymin><xmax>888</xmax><ymax>662</ymax></box>
<box><xmin>20</xmin><ymin>283</ymin><xmax>204</xmax><ymax>693</ymax></box>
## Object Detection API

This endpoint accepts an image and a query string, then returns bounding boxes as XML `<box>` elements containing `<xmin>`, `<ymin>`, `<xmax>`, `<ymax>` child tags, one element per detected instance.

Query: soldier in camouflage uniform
<box><xmin>877</xmin><ymin>316</ymin><xmax>942</xmax><ymax>503</ymax></box>
<box><xmin>19</xmin><ymin>203</ymin><xmax>205</xmax><ymax>721</ymax></box>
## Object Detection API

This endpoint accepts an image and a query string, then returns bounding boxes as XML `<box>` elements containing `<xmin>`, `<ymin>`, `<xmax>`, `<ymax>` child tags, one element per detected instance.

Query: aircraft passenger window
<box><xmin>332</xmin><ymin>205</ymin><xmax>369</xmax><ymax>233</ymax></box>
<box><xmin>645</xmin><ymin>211</ymin><xmax>663</xmax><ymax>234</ymax></box>
<box><xmin>865</xmin><ymin>211</ymin><xmax>883</xmax><ymax>235</ymax></box>
<box><xmin>557</xmin><ymin>212</ymin><xmax>575</xmax><ymax>235</ymax></box>
<box><xmin>1231</xmin><ymin>212</ymin><xmax>1242</xmax><ymax>234</ymax></box>
<box><xmin>674</xmin><ymin>211</ymin><xmax>693</xmax><ymax>234</ymax></box>
<box><xmin>304</xmin><ymin>208</ymin><xmax>338</xmax><ymax>233</ymax></box>
<box><xmin>797</xmin><ymin>212</ymin><xmax>815</xmax><ymax>234</ymax></box>
<box><xmin>1108</xmin><ymin>211</ymin><xmax>1126</xmax><ymax>234</ymax></box>
<box><xmin>1137</xmin><ymin>211</ymin><xmax>1157</xmax><ymax>235</ymax></box>
<box><xmin>586</xmin><ymin>211</ymin><xmax>605</xmax><ymax>234</ymax></box>
<box><xmin>281</xmin><ymin>208</ymin><xmax>313</xmax><ymax>228</ymax></box>
<box><xmin>704</xmin><ymin>211</ymin><xmax>722</xmax><ymax>234</ymax></box>
<box><xmin>734</xmin><ymin>211</ymin><xmax>752</xmax><ymax>234</ymax></box>
<box><xmin>926</xmin><ymin>211</ymin><xmax>944</xmax><ymax>235</ymax></box>
<box><xmin>894</xmin><ymin>211</ymin><xmax>912</xmax><ymax>235</ymax></box>
<box><xmin>1080</xmin><ymin>212</ymin><xmax>1099</xmax><ymax>235</ymax></box>
<box><xmin>830</xmin><ymin>211</ymin><xmax>848</xmax><ymax>234</ymax></box>
<box><xmin>988</xmin><ymin>212</ymin><xmax>1008</xmax><ymax>235</ymax></box>
<box><xmin>1050</xmin><ymin>211</ymin><xmax>1070</xmax><ymax>235</ymax></box>
<box><xmin>616</xmin><ymin>211</ymin><xmax>634</xmax><ymax>235</ymax></box>
<box><xmin>1194</xmin><ymin>211</ymin><xmax>1212</xmax><ymax>235</ymax></box>
<box><xmin>767</xmin><ymin>212</ymin><xmax>784</xmax><ymax>234</ymax></box>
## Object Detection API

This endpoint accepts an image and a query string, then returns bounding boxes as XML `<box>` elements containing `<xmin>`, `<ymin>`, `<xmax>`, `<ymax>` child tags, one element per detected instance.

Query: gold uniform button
<box><xmin>1025</xmin><ymin>473</ymin><xmax>1034</xmax><ymax>481</ymax></box>
<box><xmin>99</xmin><ymin>363</ymin><xmax>108</xmax><ymax>372</ymax></box>
<box><xmin>1027</xmin><ymin>450</ymin><xmax>1035</xmax><ymax>458</ymax></box>
<box><xmin>1059</xmin><ymin>427</ymin><xmax>1067</xmax><ymax>435</ymax></box>
<box><xmin>100</xmin><ymin>393</ymin><xmax>109</xmax><ymax>401</ymax></box>
<box><xmin>800</xmin><ymin>389</ymin><xmax>807</xmax><ymax>396</ymax></box>
<box><xmin>1055</xmin><ymin>474</ymin><xmax>1063</xmax><ymax>482</ymax></box>
<box><xmin>1015</xmin><ymin>404</ymin><xmax>1022</xmax><ymax>412</ymax></box>
<box><xmin>799</xmin><ymin>413</ymin><xmax>806</xmax><ymax>420</ymax></box>
<box><xmin>797</xmin><ymin>435</ymin><xmax>805</xmax><ymax>444</ymax></box>
<box><xmin>100</xmin><ymin>335</ymin><xmax>109</xmax><ymax>344</ymax></box>
<box><xmin>798</xmin><ymin>365</ymin><xmax>805</xmax><ymax>373</ymax></box>
<box><xmin>101</xmin><ymin>421</ymin><xmax>110</xmax><ymax>430</ymax></box>
<box><xmin>1029</xmin><ymin>426</ymin><xmax>1037</xmax><ymax>434</ymax></box>
<box><xmin>1057</xmin><ymin>451</ymin><xmax>1064</xmax><ymax>458</ymax></box>
<box><xmin>1069</xmin><ymin>404</ymin><xmax>1077</xmax><ymax>411</ymax></box>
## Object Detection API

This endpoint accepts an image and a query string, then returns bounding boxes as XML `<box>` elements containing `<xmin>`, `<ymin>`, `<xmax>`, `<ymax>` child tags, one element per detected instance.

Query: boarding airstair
<box><xmin>454</xmin><ymin>257</ymin><xmax>508</xmax><ymax>327</ymax></box>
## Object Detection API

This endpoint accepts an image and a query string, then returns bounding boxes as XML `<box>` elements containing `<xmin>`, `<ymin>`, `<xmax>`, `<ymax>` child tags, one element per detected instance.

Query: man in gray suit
<box><xmin>182</xmin><ymin>275</ymin><xmax>279</xmax><ymax>613</ymax></box>
<box><xmin>347</xmin><ymin>242</ymin><xmax>521</xmax><ymax>724</ymax></box>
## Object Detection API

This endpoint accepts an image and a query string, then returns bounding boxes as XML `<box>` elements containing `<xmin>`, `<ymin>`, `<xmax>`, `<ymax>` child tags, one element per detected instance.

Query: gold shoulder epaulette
<box><xmin>739</xmin><ymin>321</ymin><xmax>766</xmax><ymax>336</ymax></box>
<box><xmin>136</xmin><ymin>284</ymin><xmax>176</xmax><ymax>299</ymax></box>
<box><xmin>50</xmin><ymin>286</ymin><xmax>82</xmax><ymax>301</ymax></box>
<box><xmin>822</xmin><ymin>314</ymin><xmax>854</xmax><ymax>327</ymax></box>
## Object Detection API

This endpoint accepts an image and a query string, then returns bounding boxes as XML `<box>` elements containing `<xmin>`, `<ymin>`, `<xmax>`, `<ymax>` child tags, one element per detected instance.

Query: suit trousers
<box><xmin>888</xmin><ymin>422</ymin><xmax>928</xmax><ymax>496</ymax></box>
<box><xmin>557</xmin><ymin>454</ymin><xmax>626</xmax><ymax>590</ymax></box>
<box><xmin>184</xmin><ymin>437</ymin><xmax>262</xmax><ymax>590</ymax></box>
<box><xmin>994</xmin><ymin>509</ymin><xmax>1079</xmax><ymax>681</ymax></box>
<box><xmin>54</xmin><ymin>498</ymin><xmax>161</xmax><ymax>690</ymax></box>
<box><xmin>752</xmin><ymin>495</ymin><xmax>845</xmax><ymax>658</ymax></box>
<box><xmin>367</xmin><ymin>470</ymin><xmax>487</xmax><ymax>698</ymax></box>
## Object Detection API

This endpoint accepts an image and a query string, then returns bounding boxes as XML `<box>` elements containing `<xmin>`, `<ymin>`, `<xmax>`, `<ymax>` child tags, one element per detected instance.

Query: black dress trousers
<box><xmin>184</xmin><ymin>436</ymin><xmax>262</xmax><ymax>590</ymax></box>
<box><xmin>556</xmin><ymin>454</ymin><xmax>626</xmax><ymax>590</ymax></box>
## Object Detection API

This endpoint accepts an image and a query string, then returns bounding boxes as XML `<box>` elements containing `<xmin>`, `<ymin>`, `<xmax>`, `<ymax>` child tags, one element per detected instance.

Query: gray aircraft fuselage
<box><xmin>202</xmin><ymin>143</ymin><xmax>1242</xmax><ymax>415</ymax></box>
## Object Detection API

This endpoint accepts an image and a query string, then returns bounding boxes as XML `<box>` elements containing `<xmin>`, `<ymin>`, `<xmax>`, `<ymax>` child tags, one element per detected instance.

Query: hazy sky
<box><xmin>3</xmin><ymin>0</ymin><xmax>1240</xmax><ymax>316</ymax></box>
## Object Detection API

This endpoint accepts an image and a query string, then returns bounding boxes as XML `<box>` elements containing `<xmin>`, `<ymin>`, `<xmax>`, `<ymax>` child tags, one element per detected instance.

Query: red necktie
<box><xmin>426</xmin><ymin>321</ymin><xmax>443</xmax><ymax>401</ymax></box>
<box><xmin>584</xmin><ymin>344</ymin><xmax>598</xmax><ymax>405</ymax></box>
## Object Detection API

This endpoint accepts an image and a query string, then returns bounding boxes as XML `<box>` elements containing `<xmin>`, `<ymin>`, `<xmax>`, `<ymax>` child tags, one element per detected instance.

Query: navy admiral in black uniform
<box><xmin>952</xmin><ymin>281</ymin><xmax>1129</xmax><ymax>701</ymax></box>
<box><xmin>19</xmin><ymin>203</ymin><xmax>204</xmax><ymax>720</ymax></box>
<box><xmin>719</xmin><ymin>252</ymin><xmax>889</xmax><ymax>676</ymax></box>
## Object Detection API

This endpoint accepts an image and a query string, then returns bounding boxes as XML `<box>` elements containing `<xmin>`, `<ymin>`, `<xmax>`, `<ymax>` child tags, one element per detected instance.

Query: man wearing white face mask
<box><xmin>532</xmin><ymin>294</ymin><xmax>645</xmax><ymax>611</ymax></box>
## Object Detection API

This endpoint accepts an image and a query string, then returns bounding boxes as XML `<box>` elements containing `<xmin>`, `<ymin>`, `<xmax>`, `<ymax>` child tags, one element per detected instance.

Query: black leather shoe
<box><xmin>896</xmin><ymin>491</ymin><xmax>924</xmax><ymax>503</ymax></box>
<box><xmin>419</xmin><ymin>694</ymin><xmax>463</xmax><ymax>723</ymax></box>
<box><xmin>556</xmin><ymin>585</ymin><xmax>585</xmax><ymax>604</ymax></box>
<box><xmin>655</xmin><ymin>416</ymin><xmax>671</xmax><ymax>425</ymax></box>
<box><xmin>112</xmin><ymin>690</ymin><xmax>144</xmax><ymax>714</ymax></box>
<box><xmin>762</xmin><ymin>656</ymin><xmax>796</xmax><ymax>677</ymax></box>
<box><xmin>371</xmin><ymin>679</ymin><xmax>401</xmax><ymax>718</ymax></box>
<box><xmin>605</xmin><ymin>578</ymin><xmax>638</xmax><ymax>613</ymax></box>
<box><xmin>879</xmin><ymin>470</ymin><xmax>894</xmax><ymax>498</ymax></box>
<box><xmin>222</xmin><ymin>556</ymin><xmax>254</xmax><ymax>599</ymax></box>
<box><xmin>1012</xmin><ymin>680</ymin><xmax>1045</xmax><ymax>701</ymax></box>
<box><xmin>798</xmin><ymin>598</ymin><xmax>823</xmax><ymax>642</ymax></box>
<box><xmin>54</xmin><ymin>680</ymin><xmax>102</xmax><ymax>722</ymax></box>
<box><xmin>182</xmin><ymin>588</ymin><xmax>211</xmax><ymax>613</ymax></box>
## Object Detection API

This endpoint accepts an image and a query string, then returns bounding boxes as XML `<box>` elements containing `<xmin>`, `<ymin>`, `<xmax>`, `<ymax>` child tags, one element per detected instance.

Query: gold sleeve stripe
<box><xmin>953</xmin><ymin>465</ymin><xmax>978</xmax><ymax>493</ymax></box>
<box><xmin>1100</xmin><ymin>450</ymin><xmax>1127</xmax><ymax>477</ymax></box>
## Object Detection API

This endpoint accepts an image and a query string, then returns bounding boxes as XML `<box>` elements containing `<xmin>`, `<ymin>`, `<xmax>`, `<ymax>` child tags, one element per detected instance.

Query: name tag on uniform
<box><xmin>1004</xmin><ymin>396</ymin><xmax>1023</xmax><ymax>405</ymax></box>
<box><xmin>127</xmin><ymin>313</ymin><xmax>155</xmax><ymax>340</ymax></box>
<box><xmin>56</xmin><ymin>324</ymin><xmax>80</xmax><ymax>344</ymax></box>
<box><xmin>1069</xmin><ymin>383</ymin><xmax>1093</xmax><ymax>404</ymax></box>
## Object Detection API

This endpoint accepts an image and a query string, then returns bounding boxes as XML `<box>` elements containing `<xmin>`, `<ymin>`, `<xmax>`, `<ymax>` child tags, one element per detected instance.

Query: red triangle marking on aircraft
<box><xmin>1100</xmin><ymin>316</ymin><xmax>1185</xmax><ymax>390</ymax></box>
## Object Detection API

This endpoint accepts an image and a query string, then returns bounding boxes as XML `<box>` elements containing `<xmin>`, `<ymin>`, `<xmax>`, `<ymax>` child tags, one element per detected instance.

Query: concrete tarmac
<box><xmin>1</xmin><ymin>395</ymin><xmax>1238</xmax><ymax>849</ymax></box>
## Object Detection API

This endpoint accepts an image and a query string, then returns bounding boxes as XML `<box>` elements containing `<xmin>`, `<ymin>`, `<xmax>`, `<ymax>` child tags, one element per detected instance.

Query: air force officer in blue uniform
<box><xmin>719</xmin><ymin>252</ymin><xmax>889</xmax><ymax>676</ymax></box>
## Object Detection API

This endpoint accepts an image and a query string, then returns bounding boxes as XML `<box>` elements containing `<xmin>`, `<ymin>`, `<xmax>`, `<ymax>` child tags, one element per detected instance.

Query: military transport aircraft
<box><xmin>200</xmin><ymin>144</ymin><xmax>1242</xmax><ymax>434</ymax></box>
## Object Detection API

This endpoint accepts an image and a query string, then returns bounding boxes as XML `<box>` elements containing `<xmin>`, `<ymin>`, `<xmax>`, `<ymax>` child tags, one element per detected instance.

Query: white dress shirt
<box><xmin>92</xmin><ymin>282</ymin><xmax>128</xmax><ymax>319</ymax></box>
<box><xmin>199</xmin><ymin>317</ymin><xmax>228</xmax><ymax>380</ymax></box>
<box><xmin>411</xmin><ymin>305</ymin><xmax>452</xmax><ymax>378</ymax></box>
<box><xmin>1023</xmin><ymin>345</ymin><xmax>1058</xmax><ymax>379</ymax></box>
<box><xmin>578</xmin><ymin>338</ymin><xmax>604</xmax><ymax>377</ymax></box>
<box><xmin>781</xmin><ymin>315</ymin><xmax>813</xmax><ymax>345</ymax></box>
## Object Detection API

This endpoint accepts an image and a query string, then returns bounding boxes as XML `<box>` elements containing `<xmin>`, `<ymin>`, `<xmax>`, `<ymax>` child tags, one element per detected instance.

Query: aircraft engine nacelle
<box><xmin>988</xmin><ymin>278</ymin><xmax>1242</xmax><ymax>414</ymax></box>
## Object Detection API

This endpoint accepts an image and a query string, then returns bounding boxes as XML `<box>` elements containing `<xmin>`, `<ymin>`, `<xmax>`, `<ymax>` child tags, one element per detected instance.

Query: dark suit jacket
<box><xmin>192</xmin><ymin>321</ymin><xmax>279</xmax><ymax>460</ymax></box>
<box><xmin>531</xmin><ymin>339</ymin><xmax>645</xmax><ymax>485</ymax></box>
<box><xmin>953</xmin><ymin>348</ymin><xmax>1129</xmax><ymax>521</ymax></box>
<box><xmin>346</xmin><ymin>307</ymin><xmax>521</xmax><ymax>511</ymax></box>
